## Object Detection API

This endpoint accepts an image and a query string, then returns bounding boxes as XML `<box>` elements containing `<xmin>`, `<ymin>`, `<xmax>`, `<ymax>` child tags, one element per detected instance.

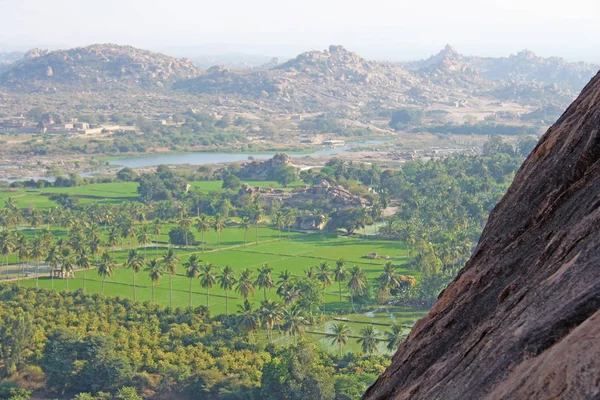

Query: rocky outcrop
<box><xmin>237</xmin><ymin>153</ymin><xmax>294</xmax><ymax>180</ymax></box>
<box><xmin>286</xmin><ymin>180</ymin><xmax>369</xmax><ymax>209</ymax></box>
<box><xmin>364</xmin><ymin>72</ymin><xmax>600</xmax><ymax>399</ymax></box>
<box><xmin>237</xmin><ymin>179</ymin><xmax>369</xmax><ymax>211</ymax></box>
<box><xmin>293</xmin><ymin>215</ymin><xmax>327</xmax><ymax>231</ymax></box>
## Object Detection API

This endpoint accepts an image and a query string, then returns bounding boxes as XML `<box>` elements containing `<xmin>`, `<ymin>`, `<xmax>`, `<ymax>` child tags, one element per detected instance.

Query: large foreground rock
<box><xmin>364</xmin><ymin>72</ymin><xmax>600</xmax><ymax>399</ymax></box>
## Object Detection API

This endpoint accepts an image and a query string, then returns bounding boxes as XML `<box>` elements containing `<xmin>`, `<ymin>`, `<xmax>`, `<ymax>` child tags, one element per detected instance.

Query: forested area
<box><xmin>0</xmin><ymin>136</ymin><xmax>530</xmax><ymax>399</ymax></box>
<box><xmin>0</xmin><ymin>286</ymin><xmax>387</xmax><ymax>400</ymax></box>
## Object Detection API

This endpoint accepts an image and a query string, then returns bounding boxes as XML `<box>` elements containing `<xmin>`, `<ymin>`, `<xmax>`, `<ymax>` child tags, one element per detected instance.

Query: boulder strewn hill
<box><xmin>0</xmin><ymin>44</ymin><xmax>201</xmax><ymax>91</ymax></box>
<box><xmin>363</xmin><ymin>72</ymin><xmax>600</xmax><ymax>399</ymax></box>
<box><xmin>405</xmin><ymin>44</ymin><xmax>599</xmax><ymax>91</ymax></box>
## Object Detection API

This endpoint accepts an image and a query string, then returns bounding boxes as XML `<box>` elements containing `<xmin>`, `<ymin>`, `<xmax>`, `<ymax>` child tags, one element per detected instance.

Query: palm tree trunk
<box><xmin>201</xmin><ymin>232</ymin><xmax>205</xmax><ymax>253</ymax></box>
<box><xmin>66</xmin><ymin>274</ymin><xmax>69</xmax><ymax>291</ymax></box>
<box><xmin>83</xmin><ymin>269</ymin><xmax>86</xmax><ymax>294</ymax></box>
<box><xmin>225</xmin><ymin>289</ymin><xmax>229</xmax><ymax>315</ymax></box>
<box><xmin>256</xmin><ymin>223</ymin><xmax>259</xmax><ymax>245</ymax></box>
<box><xmin>155</xmin><ymin>235</ymin><xmax>159</xmax><ymax>257</ymax></box>
<box><xmin>189</xmin><ymin>278</ymin><xmax>193</xmax><ymax>308</ymax></box>
<box><xmin>35</xmin><ymin>257</ymin><xmax>39</xmax><ymax>288</ymax></box>
<box><xmin>244</xmin><ymin>231</ymin><xmax>247</xmax><ymax>247</ymax></box>
<box><xmin>102</xmin><ymin>276</ymin><xmax>105</xmax><ymax>293</ymax></box>
<box><xmin>206</xmin><ymin>288</ymin><xmax>209</xmax><ymax>308</ymax></box>
<box><xmin>169</xmin><ymin>274</ymin><xmax>173</xmax><ymax>308</ymax></box>
<box><xmin>339</xmin><ymin>282</ymin><xmax>342</xmax><ymax>311</ymax></box>
<box><xmin>323</xmin><ymin>289</ymin><xmax>326</xmax><ymax>314</ymax></box>
<box><xmin>133</xmin><ymin>272</ymin><xmax>136</xmax><ymax>301</ymax></box>
<box><xmin>264</xmin><ymin>287</ymin><xmax>267</xmax><ymax>301</ymax></box>
<box><xmin>152</xmin><ymin>283</ymin><xmax>155</xmax><ymax>303</ymax></box>
<box><xmin>339</xmin><ymin>342</ymin><xmax>343</xmax><ymax>357</ymax></box>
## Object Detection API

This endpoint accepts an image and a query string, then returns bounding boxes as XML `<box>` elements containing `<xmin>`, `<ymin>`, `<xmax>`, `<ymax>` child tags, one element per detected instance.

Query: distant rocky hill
<box><xmin>405</xmin><ymin>44</ymin><xmax>599</xmax><ymax>91</ymax></box>
<box><xmin>177</xmin><ymin>45</ymin><xmax>419</xmax><ymax>114</ymax></box>
<box><xmin>0</xmin><ymin>51</ymin><xmax>24</xmax><ymax>75</ymax></box>
<box><xmin>177</xmin><ymin>44</ymin><xmax>597</xmax><ymax>116</ymax></box>
<box><xmin>363</xmin><ymin>72</ymin><xmax>600</xmax><ymax>399</ymax></box>
<box><xmin>0</xmin><ymin>43</ymin><xmax>598</xmax><ymax>127</ymax></box>
<box><xmin>0</xmin><ymin>44</ymin><xmax>201</xmax><ymax>91</ymax></box>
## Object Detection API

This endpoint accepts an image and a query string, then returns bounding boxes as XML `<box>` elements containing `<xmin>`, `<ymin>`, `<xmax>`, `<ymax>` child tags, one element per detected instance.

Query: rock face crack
<box><xmin>363</xmin><ymin>71</ymin><xmax>600</xmax><ymax>400</ymax></box>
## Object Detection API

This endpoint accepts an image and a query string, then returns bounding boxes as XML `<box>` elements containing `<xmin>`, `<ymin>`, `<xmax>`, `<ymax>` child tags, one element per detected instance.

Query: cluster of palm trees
<box><xmin>329</xmin><ymin>322</ymin><xmax>408</xmax><ymax>356</ymax></box>
<box><xmin>307</xmin><ymin>258</ymin><xmax>369</xmax><ymax>312</ymax></box>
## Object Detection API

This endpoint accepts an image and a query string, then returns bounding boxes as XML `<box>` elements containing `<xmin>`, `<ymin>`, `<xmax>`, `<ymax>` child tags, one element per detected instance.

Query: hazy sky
<box><xmin>1</xmin><ymin>0</ymin><xmax>599</xmax><ymax>61</ymax></box>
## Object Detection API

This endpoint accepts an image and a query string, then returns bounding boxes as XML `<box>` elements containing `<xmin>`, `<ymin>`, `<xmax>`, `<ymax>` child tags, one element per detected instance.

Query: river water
<box><xmin>3</xmin><ymin>140</ymin><xmax>385</xmax><ymax>181</ymax></box>
<box><xmin>107</xmin><ymin>146</ymin><xmax>352</xmax><ymax>169</ymax></box>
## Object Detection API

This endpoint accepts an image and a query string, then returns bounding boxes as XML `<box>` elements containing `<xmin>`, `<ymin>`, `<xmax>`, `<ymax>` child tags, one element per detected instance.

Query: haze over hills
<box><xmin>0</xmin><ymin>43</ymin><xmax>598</xmax><ymax>133</ymax></box>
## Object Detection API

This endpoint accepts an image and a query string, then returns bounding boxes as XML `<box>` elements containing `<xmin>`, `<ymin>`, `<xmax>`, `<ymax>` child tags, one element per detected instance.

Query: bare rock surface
<box><xmin>363</xmin><ymin>71</ymin><xmax>600</xmax><ymax>400</ymax></box>
<box><xmin>237</xmin><ymin>153</ymin><xmax>293</xmax><ymax>180</ymax></box>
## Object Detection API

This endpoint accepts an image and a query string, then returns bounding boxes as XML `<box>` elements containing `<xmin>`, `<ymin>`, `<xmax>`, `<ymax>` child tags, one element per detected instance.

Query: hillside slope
<box><xmin>0</xmin><ymin>44</ymin><xmax>201</xmax><ymax>91</ymax></box>
<box><xmin>363</xmin><ymin>72</ymin><xmax>600</xmax><ymax>399</ymax></box>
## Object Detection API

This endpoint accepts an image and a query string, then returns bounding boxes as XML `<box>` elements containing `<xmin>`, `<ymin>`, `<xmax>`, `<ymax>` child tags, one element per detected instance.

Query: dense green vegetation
<box><xmin>0</xmin><ymin>136</ymin><xmax>528</xmax><ymax>399</ymax></box>
<box><xmin>0</xmin><ymin>286</ymin><xmax>390</xmax><ymax>399</ymax></box>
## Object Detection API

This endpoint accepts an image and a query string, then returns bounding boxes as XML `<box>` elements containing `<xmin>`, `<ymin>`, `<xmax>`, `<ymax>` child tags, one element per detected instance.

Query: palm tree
<box><xmin>347</xmin><ymin>266</ymin><xmax>367</xmax><ymax>311</ymax></box>
<box><xmin>330</xmin><ymin>323</ymin><xmax>351</xmax><ymax>357</ymax></box>
<box><xmin>213</xmin><ymin>214</ymin><xmax>225</xmax><ymax>248</ymax></box>
<box><xmin>125</xmin><ymin>250</ymin><xmax>144</xmax><ymax>301</ymax></box>
<box><xmin>107</xmin><ymin>226</ymin><xmax>120</xmax><ymax>255</ymax></box>
<box><xmin>31</xmin><ymin>236</ymin><xmax>45</xmax><ymax>288</ymax></box>
<box><xmin>0</xmin><ymin>230</ymin><xmax>15</xmax><ymax>279</ymax></box>
<box><xmin>239</xmin><ymin>217</ymin><xmax>251</xmax><ymax>247</ymax></box>
<box><xmin>237</xmin><ymin>299</ymin><xmax>260</xmax><ymax>341</ymax></box>
<box><xmin>46</xmin><ymin>245</ymin><xmax>60</xmax><ymax>289</ymax></box>
<box><xmin>377</xmin><ymin>261</ymin><xmax>401</xmax><ymax>292</ymax></box>
<box><xmin>184</xmin><ymin>254</ymin><xmax>201</xmax><ymax>307</ymax></box>
<box><xmin>317</xmin><ymin>262</ymin><xmax>332</xmax><ymax>314</ymax></box>
<box><xmin>16</xmin><ymin>234</ymin><xmax>29</xmax><ymax>284</ymax></box>
<box><xmin>137</xmin><ymin>225</ymin><xmax>152</xmax><ymax>261</ymax></box>
<box><xmin>236</xmin><ymin>268</ymin><xmax>255</xmax><ymax>299</ymax></box>
<box><xmin>334</xmin><ymin>258</ymin><xmax>348</xmax><ymax>311</ymax></box>
<box><xmin>152</xmin><ymin>218</ymin><xmax>162</xmax><ymax>257</ymax></box>
<box><xmin>120</xmin><ymin>219</ymin><xmax>137</xmax><ymax>251</ymax></box>
<box><xmin>259</xmin><ymin>299</ymin><xmax>283</xmax><ymax>341</ymax></box>
<box><xmin>276</xmin><ymin>270</ymin><xmax>293</xmax><ymax>297</ymax></box>
<box><xmin>274</xmin><ymin>211</ymin><xmax>285</xmax><ymax>239</ymax></box>
<box><xmin>357</xmin><ymin>325</ymin><xmax>379</xmax><ymax>354</ymax></box>
<box><xmin>282</xmin><ymin>306</ymin><xmax>306</xmax><ymax>344</ymax></box>
<box><xmin>199</xmin><ymin>263</ymin><xmax>216</xmax><ymax>308</ymax></box>
<box><xmin>385</xmin><ymin>324</ymin><xmax>407</xmax><ymax>352</ymax></box>
<box><xmin>146</xmin><ymin>258</ymin><xmax>164</xmax><ymax>303</ymax></box>
<box><xmin>29</xmin><ymin>209</ymin><xmax>43</xmax><ymax>238</ymax></box>
<box><xmin>304</xmin><ymin>266</ymin><xmax>316</xmax><ymax>281</ymax></box>
<box><xmin>218</xmin><ymin>266</ymin><xmax>237</xmax><ymax>315</ymax></box>
<box><xmin>179</xmin><ymin>217</ymin><xmax>193</xmax><ymax>247</ymax></box>
<box><xmin>97</xmin><ymin>252</ymin><xmax>115</xmax><ymax>293</ymax></box>
<box><xmin>255</xmin><ymin>263</ymin><xmax>274</xmax><ymax>301</ymax></box>
<box><xmin>195</xmin><ymin>214</ymin><xmax>211</xmax><ymax>252</ymax></box>
<box><xmin>76</xmin><ymin>249</ymin><xmax>91</xmax><ymax>293</ymax></box>
<box><xmin>279</xmin><ymin>283</ymin><xmax>300</xmax><ymax>305</ymax></box>
<box><xmin>284</xmin><ymin>208</ymin><xmax>296</xmax><ymax>239</ymax></box>
<box><xmin>163</xmin><ymin>248</ymin><xmax>179</xmax><ymax>307</ymax></box>
<box><xmin>250</xmin><ymin>201</ymin><xmax>264</xmax><ymax>245</ymax></box>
